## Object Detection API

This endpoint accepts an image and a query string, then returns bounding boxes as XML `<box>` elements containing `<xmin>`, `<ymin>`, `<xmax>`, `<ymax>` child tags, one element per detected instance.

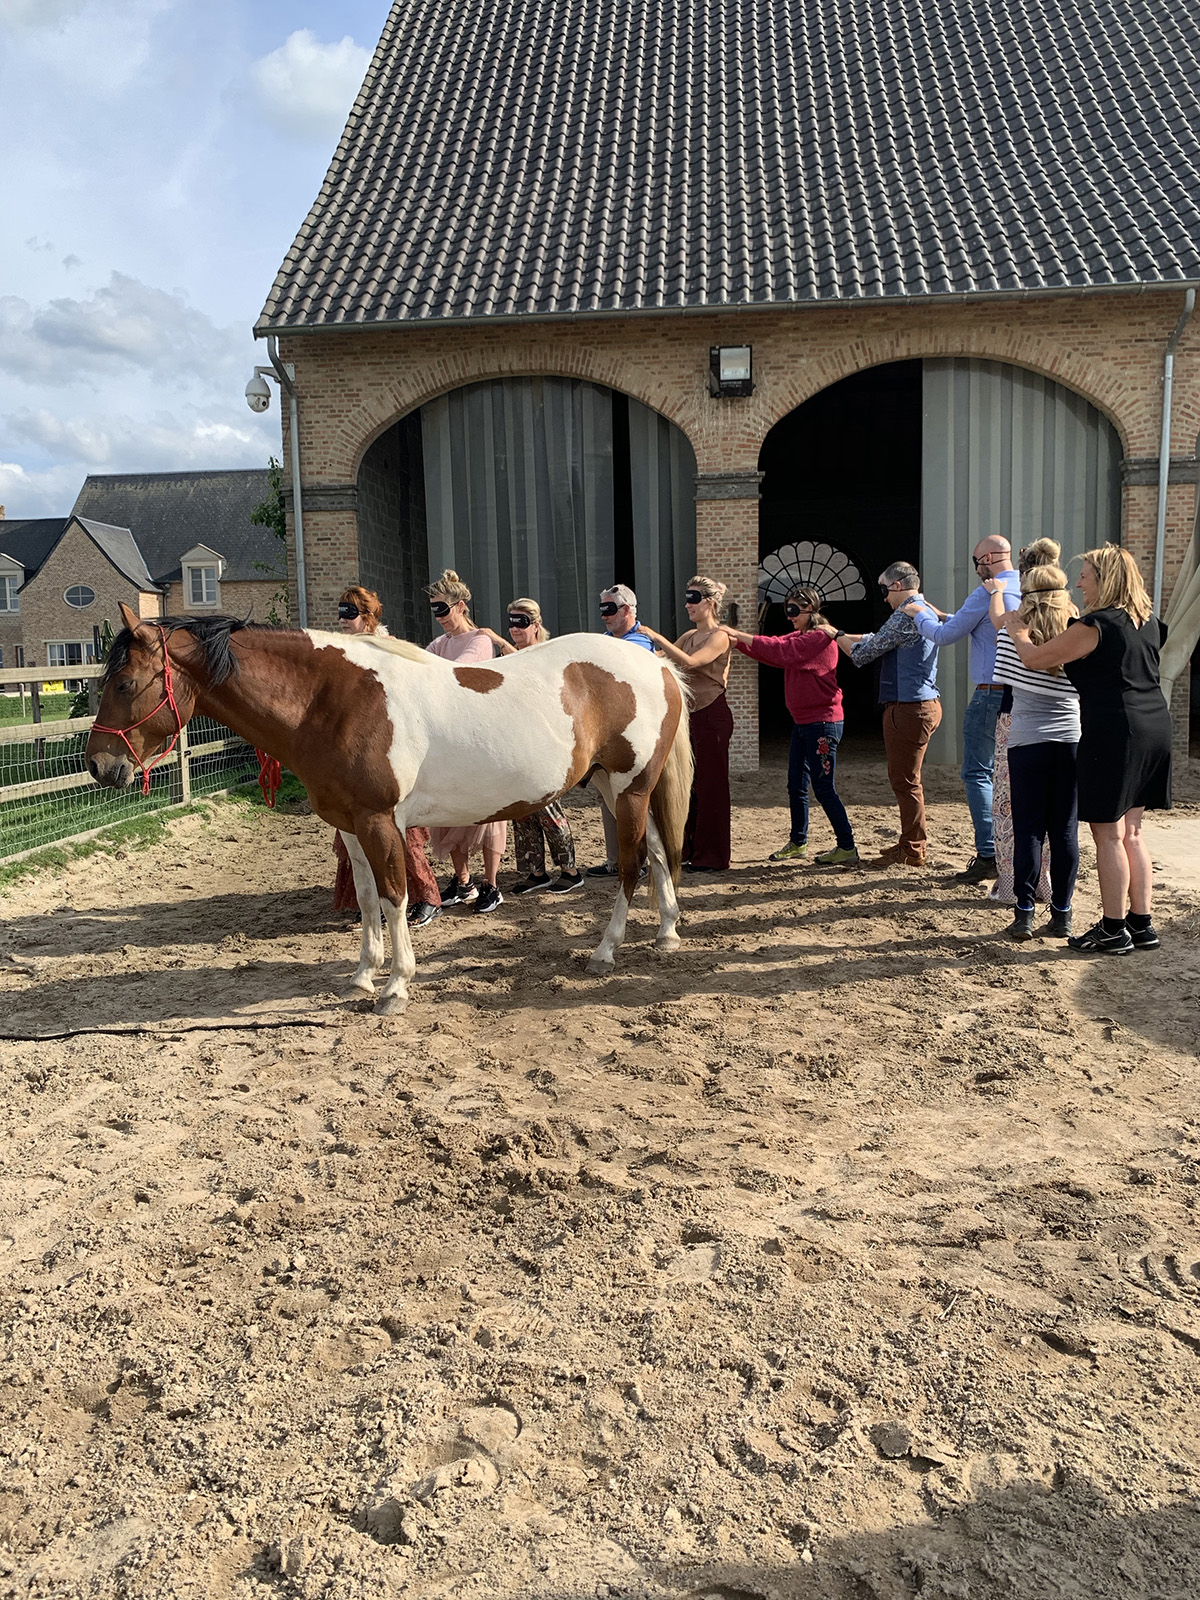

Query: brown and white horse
<box><xmin>86</xmin><ymin>604</ymin><xmax>692</xmax><ymax>1012</ymax></box>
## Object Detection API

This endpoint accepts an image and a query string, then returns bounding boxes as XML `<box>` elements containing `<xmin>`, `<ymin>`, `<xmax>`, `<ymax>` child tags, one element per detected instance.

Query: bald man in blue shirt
<box><xmin>908</xmin><ymin>536</ymin><xmax>1021</xmax><ymax>882</ymax></box>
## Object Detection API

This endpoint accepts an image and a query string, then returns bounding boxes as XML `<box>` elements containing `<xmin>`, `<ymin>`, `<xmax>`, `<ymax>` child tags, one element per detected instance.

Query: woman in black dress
<box><xmin>1001</xmin><ymin>545</ymin><xmax>1171</xmax><ymax>956</ymax></box>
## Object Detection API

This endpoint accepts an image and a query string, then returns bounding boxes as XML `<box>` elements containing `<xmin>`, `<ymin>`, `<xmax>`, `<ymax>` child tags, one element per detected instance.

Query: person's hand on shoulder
<box><xmin>982</xmin><ymin>578</ymin><xmax>1004</xmax><ymax>595</ymax></box>
<box><xmin>901</xmin><ymin>600</ymin><xmax>923</xmax><ymax>618</ymax></box>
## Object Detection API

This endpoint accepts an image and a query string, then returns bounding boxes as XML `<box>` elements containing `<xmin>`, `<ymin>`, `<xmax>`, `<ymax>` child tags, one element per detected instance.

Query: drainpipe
<box><xmin>266</xmin><ymin>335</ymin><xmax>308</xmax><ymax>628</ymax></box>
<box><xmin>1153</xmin><ymin>289</ymin><xmax>1195</xmax><ymax>617</ymax></box>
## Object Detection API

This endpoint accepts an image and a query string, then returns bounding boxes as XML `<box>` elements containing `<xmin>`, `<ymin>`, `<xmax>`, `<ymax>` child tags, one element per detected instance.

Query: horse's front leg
<box><xmin>586</xmin><ymin>780</ymin><xmax>647</xmax><ymax>975</ymax></box>
<box><xmin>341</xmin><ymin>831</ymin><xmax>387</xmax><ymax>995</ymax></box>
<box><xmin>353</xmin><ymin>813</ymin><xmax>414</xmax><ymax>1015</ymax></box>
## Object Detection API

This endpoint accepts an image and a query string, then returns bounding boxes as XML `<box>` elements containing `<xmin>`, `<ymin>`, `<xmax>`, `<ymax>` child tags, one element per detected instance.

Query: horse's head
<box><xmin>86</xmin><ymin>603</ymin><xmax>198</xmax><ymax>788</ymax></box>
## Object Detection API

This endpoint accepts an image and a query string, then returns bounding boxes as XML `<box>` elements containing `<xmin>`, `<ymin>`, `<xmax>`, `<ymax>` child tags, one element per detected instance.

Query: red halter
<box><xmin>91</xmin><ymin>624</ymin><xmax>184</xmax><ymax>796</ymax></box>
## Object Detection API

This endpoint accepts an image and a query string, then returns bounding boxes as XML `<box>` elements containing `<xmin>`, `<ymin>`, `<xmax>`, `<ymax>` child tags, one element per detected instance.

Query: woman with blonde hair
<box><xmin>987</xmin><ymin>542</ymin><xmax>1080</xmax><ymax>939</ymax></box>
<box><xmin>499</xmin><ymin>597</ymin><xmax>584</xmax><ymax>895</ymax></box>
<box><xmin>424</xmin><ymin>569</ymin><xmax>508</xmax><ymax>915</ymax></box>
<box><xmin>638</xmin><ymin>576</ymin><xmax>734</xmax><ymax>871</ymax></box>
<box><xmin>331</xmin><ymin>586</ymin><xmax>443</xmax><ymax>927</ymax></box>
<box><xmin>723</xmin><ymin>583</ymin><xmax>857</xmax><ymax>867</ymax></box>
<box><xmin>1002</xmin><ymin>544</ymin><xmax>1172</xmax><ymax>954</ymax></box>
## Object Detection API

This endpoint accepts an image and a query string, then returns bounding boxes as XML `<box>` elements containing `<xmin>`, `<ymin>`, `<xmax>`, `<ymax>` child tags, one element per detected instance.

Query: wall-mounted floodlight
<box><xmin>709</xmin><ymin>345</ymin><xmax>753</xmax><ymax>398</ymax></box>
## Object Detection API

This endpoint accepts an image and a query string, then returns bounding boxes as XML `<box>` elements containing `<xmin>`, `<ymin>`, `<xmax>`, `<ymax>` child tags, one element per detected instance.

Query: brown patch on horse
<box><xmin>476</xmin><ymin>791</ymin><xmax>558</xmax><ymax>824</ymax></box>
<box><xmin>560</xmin><ymin>662</ymin><xmax>637</xmax><ymax>786</ymax></box>
<box><xmin>454</xmin><ymin>667</ymin><xmax>504</xmax><ymax>693</ymax></box>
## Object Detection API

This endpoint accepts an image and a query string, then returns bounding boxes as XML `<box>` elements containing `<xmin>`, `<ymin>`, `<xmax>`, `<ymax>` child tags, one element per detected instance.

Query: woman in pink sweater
<box><xmin>725</xmin><ymin>586</ymin><xmax>858</xmax><ymax>865</ymax></box>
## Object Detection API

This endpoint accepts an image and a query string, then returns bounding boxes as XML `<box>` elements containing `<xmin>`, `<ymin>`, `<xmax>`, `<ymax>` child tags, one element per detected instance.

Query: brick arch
<box><xmin>757</xmin><ymin>331</ymin><xmax>1134</xmax><ymax>458</ymax></box>
<box><xmin>349</xmin><ymin>345</ymin><xmax>703</xmax><ymax>477</ymax></box>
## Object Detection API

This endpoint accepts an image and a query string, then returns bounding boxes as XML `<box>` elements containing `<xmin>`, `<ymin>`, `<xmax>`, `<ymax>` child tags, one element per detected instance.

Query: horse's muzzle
<box><xmin>88</xmin><ymin>750</ymin><xmax>134</xmax><ymax>788</ymax></box>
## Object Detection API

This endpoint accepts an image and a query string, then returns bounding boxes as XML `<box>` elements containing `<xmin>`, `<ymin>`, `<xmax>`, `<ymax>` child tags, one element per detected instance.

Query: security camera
<box><xmin>245</xmin><ymin>373</ymin><xmax>272</xmax><ymax>413</ymax></box>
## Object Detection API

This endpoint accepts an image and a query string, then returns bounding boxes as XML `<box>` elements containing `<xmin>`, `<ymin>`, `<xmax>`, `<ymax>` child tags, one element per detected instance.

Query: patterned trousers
<box><xmin>513</xmin><ymin>801</ymin><xmax>576</xmax><ymax>877</ymax></box>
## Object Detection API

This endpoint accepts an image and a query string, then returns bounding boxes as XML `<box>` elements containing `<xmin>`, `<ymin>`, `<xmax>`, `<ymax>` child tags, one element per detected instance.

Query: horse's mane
<box><xmin>103</xmin><ymin>614</ymin><xmax>277</xmax><ymax>687</ymax></box>
<box><xmin>356</xmin><ymin>633</ymin><xmax>439</xmax><ymax>666</ymax></box>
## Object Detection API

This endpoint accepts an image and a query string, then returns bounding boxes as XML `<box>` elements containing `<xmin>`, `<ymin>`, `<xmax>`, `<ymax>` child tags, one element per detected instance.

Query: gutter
<box><xmin>265</xmin><ymin>336</ymin><xmax>308</xmax><ymax>628</ymax></box>
<box><xmin>254</xmin><ymin>277</ymin><xmax>1200</xmax><ymax>338</ymax></box>
<box><xmin>1153</xmin><ymin>289</ymin><xmax>1196</xmax><ymax>617</ymax></box>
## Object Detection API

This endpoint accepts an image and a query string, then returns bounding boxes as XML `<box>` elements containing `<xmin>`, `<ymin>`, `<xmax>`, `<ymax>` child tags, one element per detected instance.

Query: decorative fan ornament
<box><xmin>757</xmin><ymin>541</ymin><xmax>867</xmax><ymax>610</ymax></box>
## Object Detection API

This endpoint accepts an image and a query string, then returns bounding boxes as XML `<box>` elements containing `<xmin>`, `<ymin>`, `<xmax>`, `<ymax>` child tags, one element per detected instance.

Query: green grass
<box><xmin>0</xmin><ymin>805</ymin><xmax>211</xmax><ymax>893</ymax></box>
<box><xmin>0</xmin><ymin>693</ymin><xmax>75</xmax><ymax>726</ymax></box>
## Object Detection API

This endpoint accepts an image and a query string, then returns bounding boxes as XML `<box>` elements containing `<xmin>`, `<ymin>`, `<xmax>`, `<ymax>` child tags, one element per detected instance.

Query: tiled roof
<box><xmin>259</xmin><ymin>0</ymin><xmax>1200</xmax><ymax>330</ymax></box>
<box><xmin>0</xmin><ymin>519</ymin><xmax>67</xmax><ymax>584</ymax></box>
<box><xmin>74</xmin><ymin>518</ymin><xmax>158</xmax><ymax>592</ymax></box>
<box><xmin>71</xmin><ymin>471</ymin><xmax>276</xmax><ymax>585</ymax></box>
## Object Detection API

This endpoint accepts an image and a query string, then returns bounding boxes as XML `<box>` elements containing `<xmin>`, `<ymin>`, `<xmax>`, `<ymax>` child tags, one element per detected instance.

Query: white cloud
<box><xmin>0</xmin><ymin>459</ymin><xmax>83</xmax><ymax>518</ymax></box>
<box><xmin>7</xmin><ymin>406</ymin><xmax>270</xmax><ymax>470</ymax></box>
<box><xmin>0</xmin><ymin>273</ymin><xmax>244</xmax><ymax>387</ymax></box>
<box><xmin>250</xmin><ymin>29</ymin><xmax>371</xmax><ymax>142</ymax></box>
<box><xmin>0</xmin><ymin>0</ymin><xmax>88</xmax><ymax>33</ymax></box>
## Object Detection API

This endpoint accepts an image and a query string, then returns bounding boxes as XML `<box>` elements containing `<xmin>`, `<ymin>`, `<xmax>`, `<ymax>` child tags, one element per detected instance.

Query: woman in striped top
<box><xmin>987</xmin><ymin>557</ymin><xmax>1081</xmax><ymax>940</ymax></box>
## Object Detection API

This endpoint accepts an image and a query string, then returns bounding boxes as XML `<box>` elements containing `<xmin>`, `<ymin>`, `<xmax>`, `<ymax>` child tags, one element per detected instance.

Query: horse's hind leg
<box><xmin>342</xmin><ymin>831</ymin><xmax>386</xmax><ymax>995</ymax></box>
<box><xmin>646</xmin><ymin>814</ymin><xmax>681</xmax><ymax>952</ymax></box>
<box><xmin>586</xmin><ymin>781</ymin><xmax>647</xmax><ymax>975</ymax></box>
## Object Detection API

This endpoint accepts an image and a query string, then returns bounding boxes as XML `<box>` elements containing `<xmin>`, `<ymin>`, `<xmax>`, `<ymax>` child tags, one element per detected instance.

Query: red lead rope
<box><xmin>91</xmin><ymin>624</ymin><xmax>184</xmax><ymax>796</ymax></box>
<box><xmin>255</xmin><ymin>749</ymin><xmax>283</xmax><ymax>808</ymax></box>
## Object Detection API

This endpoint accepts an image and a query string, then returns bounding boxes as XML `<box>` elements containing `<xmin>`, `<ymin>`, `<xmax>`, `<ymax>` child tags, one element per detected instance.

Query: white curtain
<box><xmin>921</xmin><ymin>359</ymin><xmax>1122</xmax><ymax>763</ymax></box>
<box><xmin>421</xmin><ymin>378</ymin><xmax>615</xmax><ymax>636</ymax></box>
<box><xmin>627</xmin><ymin>397</ymin><xmax>698</xmax><ymax>639</ymax></box>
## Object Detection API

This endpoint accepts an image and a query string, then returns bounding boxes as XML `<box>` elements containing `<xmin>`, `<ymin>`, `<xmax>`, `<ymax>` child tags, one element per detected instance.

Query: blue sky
<box><xmin>0</xmin><ymin>0</ymin><xmax>394</xmax><ymax>515</ymax></box>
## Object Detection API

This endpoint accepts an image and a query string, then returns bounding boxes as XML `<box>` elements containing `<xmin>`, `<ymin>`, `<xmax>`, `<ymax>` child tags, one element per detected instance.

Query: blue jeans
<box><xmin>788</xmin><ymin>721</ymin><xmax>854</xmax><ymax>849</ymax></box>
<box><xmin>961</xmin><ymin>688</ymin><xmax>1005</xmax><ymax>856</ymax></box>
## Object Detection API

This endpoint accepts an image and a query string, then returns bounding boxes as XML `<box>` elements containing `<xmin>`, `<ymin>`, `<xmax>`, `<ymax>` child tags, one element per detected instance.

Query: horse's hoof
<box><xmin>655</xmin><ymin>935</ymin><xmax>681</xmax><ymax>953</ymax></box>
<box><xmin>375</xmin><ymin>992</ymin><xmax>408</xmax><ymax>1016</ymax></box>
<box><xmin>585</xmin><ymin>955</ymin><xmax>615</xmax><ymax>976</ymax></box>
<box><xmin>347</xmin><ymin>976</ymin><xmax>375</xmax><ymax>997</ymax></box>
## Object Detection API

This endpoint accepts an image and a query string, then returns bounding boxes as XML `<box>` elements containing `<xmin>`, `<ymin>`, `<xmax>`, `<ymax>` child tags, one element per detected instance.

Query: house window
<box><xmin>0</xmin><ymin>574</ymin><xmax>19</xmax><ymax>612</ymax></box>
<box><xmin>64</xmin><ymin>584</ymin><xmax>97</xmax><ymax>609</ymax></box>
<box><xmin>188</xmin><ymin>565</ymin><xmax>219</xmax><ymax>606</ymax></box>
<box><xmin>46</xmin><ymin>639</ymin><xmax>96</xmax><ymax>692</ymax></box>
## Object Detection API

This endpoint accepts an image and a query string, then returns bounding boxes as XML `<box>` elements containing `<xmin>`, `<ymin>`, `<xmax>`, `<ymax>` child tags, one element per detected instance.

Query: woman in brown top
<box><xmin>638</xmin><ymin>576</ymin><xmax>733</xmax><ymax>870</ymax></box>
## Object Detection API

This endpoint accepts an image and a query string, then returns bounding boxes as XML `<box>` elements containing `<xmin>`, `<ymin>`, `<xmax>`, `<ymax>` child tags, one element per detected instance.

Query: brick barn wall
<box><xmin>278</xmin><ymin>288</ymin><xmax>1200</xmax><ymax>770</ymax></box>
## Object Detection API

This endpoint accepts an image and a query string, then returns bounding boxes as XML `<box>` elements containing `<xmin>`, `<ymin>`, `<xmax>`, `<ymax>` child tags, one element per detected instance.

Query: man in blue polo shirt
<box><xmin>599</xmin><ymin>584</ymin><xmax>657</xmax><ymax>650</ymax></box>
<box><xmin>908</xmin><ymin>536</ymin><xmax>1021</xmax><ymax>882</ymax></box>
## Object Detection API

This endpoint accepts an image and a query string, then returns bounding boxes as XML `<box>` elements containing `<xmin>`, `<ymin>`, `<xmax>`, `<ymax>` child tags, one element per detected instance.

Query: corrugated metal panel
<box><xmin>921</xmin><ymin>358</ymin><xmax>1121</xmax><ymax>762</ymax></box>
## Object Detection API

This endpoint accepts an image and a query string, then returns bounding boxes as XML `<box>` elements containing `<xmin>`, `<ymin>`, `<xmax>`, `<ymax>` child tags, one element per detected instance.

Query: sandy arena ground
<box><xmin>1</xmin><ymin>748</ymin><xmax>1199</xmax><ymax>1600</ymax></box>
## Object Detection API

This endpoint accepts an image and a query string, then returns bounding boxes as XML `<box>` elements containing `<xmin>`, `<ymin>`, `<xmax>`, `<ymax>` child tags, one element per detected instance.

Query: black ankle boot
<box><xmin>1006</xmin><ymin>908</ymin><xmax>1035</xmax><ymax>941</ymax></box>
<box><xmin>1045</xmin><ymin>907</ymin><xmax>1073</xmax><ymax>937</ymax></box>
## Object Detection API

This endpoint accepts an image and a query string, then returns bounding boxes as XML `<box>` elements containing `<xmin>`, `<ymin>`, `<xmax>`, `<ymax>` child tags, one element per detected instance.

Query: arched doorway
<box><xmin>759</xmin><ymin>359</ymin><xmax>1122</xmax><ymax>761</ymax></box>
<box><xmin>355</xmin><ymin>378</ymin><xmax>697</xmax><ymax>642</ymax></box>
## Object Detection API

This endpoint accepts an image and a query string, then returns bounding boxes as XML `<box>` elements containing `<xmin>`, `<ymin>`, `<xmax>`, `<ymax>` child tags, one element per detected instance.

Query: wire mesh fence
<box><xmin>0</xmin><ymin>668</ymin><xmax>258</xmax><ymax>862</ymax></box>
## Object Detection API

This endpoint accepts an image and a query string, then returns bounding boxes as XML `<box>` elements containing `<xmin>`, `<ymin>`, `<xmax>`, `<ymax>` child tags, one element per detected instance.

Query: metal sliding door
<box><xmin>921</xmin><ymin>359</ymin><xmax>1122</xmax><ymax>764</ymax></box>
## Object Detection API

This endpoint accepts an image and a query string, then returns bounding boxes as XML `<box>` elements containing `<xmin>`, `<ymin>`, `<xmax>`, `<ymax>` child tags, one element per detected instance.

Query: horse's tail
<box><xmin>648</xmin><ymin>675</ymin><xmax>693</xmax><ymax>900</ymax></box>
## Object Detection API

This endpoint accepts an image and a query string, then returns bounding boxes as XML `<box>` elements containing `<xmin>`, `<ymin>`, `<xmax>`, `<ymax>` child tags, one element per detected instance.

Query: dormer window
<box><xmin>181</xmin><ymin>545</ymin><xmax>224</xmax><ymax>610</ymax></box>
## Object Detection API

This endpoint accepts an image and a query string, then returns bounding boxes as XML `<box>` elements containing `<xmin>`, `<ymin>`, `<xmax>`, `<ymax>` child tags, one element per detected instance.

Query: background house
<box><xmin>256</xmin><ymin>0</ymin><xmax>1200</xmax><ymax>769</ymax></box>
<box><xmin>0</xmin><ymin>469</ymin><xmax>282</xmax><ymax>673</ymax></box>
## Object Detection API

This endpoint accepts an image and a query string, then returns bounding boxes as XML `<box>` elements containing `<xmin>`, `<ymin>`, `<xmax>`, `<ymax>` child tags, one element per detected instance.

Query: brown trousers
<box><xmin>882</xmin><ymin>700</ymin><xmax>942</xmax><ymax>852</ymax></box>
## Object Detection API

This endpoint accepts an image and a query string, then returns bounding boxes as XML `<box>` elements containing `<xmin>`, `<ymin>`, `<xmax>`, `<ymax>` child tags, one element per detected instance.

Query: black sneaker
<box><xmin>442</xmin><ymin>875</ymin><xmax>478</xmax><ymax>906</ymax></box>
<box><xmin>407</xmin><ymin>901</ymin><xmax>442</xmax><ymax>928</ymax></box>
<box><xmin>473</xmin><ymin>883</ymin><xmax>504</xmax><ymax>915</ymax></box>
<box><xmin>1006</xmin><ymin>908</ymin><xmax>1035</xmax><ymax>941</ymax></box>
<box><xmin>1045</xmin><ymin>908</ymin><xmax>1073</xmax><ymax>937</ymax></box>
<box><xmin>586</xmin><ymin>862</ymin><xmax>619</xmax><ymax>877</ymax></box>
<box><xmin>511</xmin><ymin>873</ymin><xmax>553</xmax><ymax>895</ymax></box>
<box><xmin>547</xmin><ymin>872</ymin><xmax>584</xmax><ymax>895</ymax></box>
<box><xmin>1067</xmin><ymin>920</ymin><xmax>1133</xmax><ymax>956</ymax></box>
<box><xmin>1128</xmin><ymin>921</ymin><xmax>1160</xmax><ymax>950</ymax></box>
<box><xmin>956</xmin><ymin>855</ymin><xmax>998</xmax><ymax>883</ymax></box>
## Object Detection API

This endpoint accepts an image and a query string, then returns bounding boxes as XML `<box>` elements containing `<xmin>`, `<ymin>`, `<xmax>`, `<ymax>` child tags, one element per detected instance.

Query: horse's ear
<box><xmin>118</xmin><ymin>602</ymin><xmax>142</xmax><ymax>633</ymax></box>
